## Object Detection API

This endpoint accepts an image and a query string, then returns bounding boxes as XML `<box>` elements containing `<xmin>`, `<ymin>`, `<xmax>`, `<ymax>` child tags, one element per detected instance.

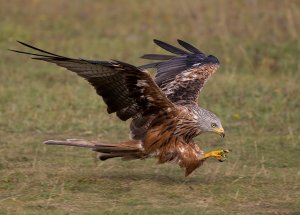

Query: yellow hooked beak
<box><xmin>213</xmin><ymin>127</ymin><xmax>225</xmax><ymax>138</ymax></box>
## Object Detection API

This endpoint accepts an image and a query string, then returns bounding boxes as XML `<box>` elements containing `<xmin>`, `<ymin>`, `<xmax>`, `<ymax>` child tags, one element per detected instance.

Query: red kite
<box><xmin>11</xmin><ymin>39</ymin><xmax>229</xmax><ymax>176</ymax></box>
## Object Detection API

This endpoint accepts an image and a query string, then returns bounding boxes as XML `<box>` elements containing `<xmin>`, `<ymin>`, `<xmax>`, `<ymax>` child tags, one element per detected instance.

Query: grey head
<box><xmin>196</xmin><ymin>107</ymin><xmax>225</xmax><ymax>137</ymax></box>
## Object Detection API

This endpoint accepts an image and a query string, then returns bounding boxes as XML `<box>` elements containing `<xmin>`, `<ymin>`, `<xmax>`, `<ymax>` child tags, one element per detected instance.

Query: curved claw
<box><xmin>204</xmin><ymin>149</ymin><xmax>231</xmax><ymax>161</ymax></box>
<box><xmin>218</xmin><ymin>156</ymin><xmax>228</xmax><ymax>162</ymax></box>
<box><xmin>217</xmin><ymin>149</ymin><xmax>230</xmax><ymax>162</ymax></box>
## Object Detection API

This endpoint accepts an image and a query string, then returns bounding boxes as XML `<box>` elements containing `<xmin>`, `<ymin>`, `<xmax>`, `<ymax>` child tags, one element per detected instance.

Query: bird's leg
<box><xmin>202</xmin><ymin>149</ymin><xmax>230</xmax><ymax>162</ymax></box>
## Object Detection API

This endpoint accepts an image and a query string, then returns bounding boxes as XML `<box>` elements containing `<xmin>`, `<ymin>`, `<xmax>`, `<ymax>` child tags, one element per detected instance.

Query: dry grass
<box><xmin>0</xmin><ymin>0</ymin><xmax>300</xmax><ymax>214</ymax></box>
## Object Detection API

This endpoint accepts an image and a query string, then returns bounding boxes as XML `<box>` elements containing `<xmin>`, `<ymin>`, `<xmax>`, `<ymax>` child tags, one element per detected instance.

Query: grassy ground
<box><xmin>0</xmin><ymin>0</ymin><xmax>300</xmax><ymax>214</ymax></box>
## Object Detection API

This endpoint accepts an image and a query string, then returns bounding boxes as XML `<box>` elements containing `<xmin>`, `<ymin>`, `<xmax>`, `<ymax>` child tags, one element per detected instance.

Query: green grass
<box><xmin>0</xmin><ymin>0</ymin><xmax>300</xmax><ymax>214</ymax></box>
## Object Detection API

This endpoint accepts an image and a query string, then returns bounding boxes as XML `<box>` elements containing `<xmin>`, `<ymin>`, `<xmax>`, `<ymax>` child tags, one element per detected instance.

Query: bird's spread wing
<box><xmin>10</xmin><ymin>41</ymin><xmax>174</xmax><ymax>121</ymax></box>
<box><xmin>140</xmin><ymin>39</ymin><xmax>220</xmax><ymax>105</ymax></box>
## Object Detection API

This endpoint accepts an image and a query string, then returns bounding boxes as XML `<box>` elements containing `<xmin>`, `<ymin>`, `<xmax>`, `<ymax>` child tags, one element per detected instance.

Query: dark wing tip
<box><xmin>8</xmin><ymin>48</ymin><xmax>53</xmax><ymax>58</ymax></box>
<box><xmin>177</xmin><ymin>39</ymin><xmax>205</xmax><ymax>55</ymax></box>
<box><xmin>17</xmin><ymin>40</ymin><xmax>28</xmax><ymax>46</ymax></box>
<box><xmin>13</xmin><ymin>41</ymin><xmax>64</xmax><ymax>57</ymax></box>
<box><xmin>152</xmin><ymin>39</ymin><xmax>189</xmax><ymax>55</ymax></box>
<box><xmin>141</xmin><ymin>54</ymin><xmax>175</xmax><ymax>60</ymax></box>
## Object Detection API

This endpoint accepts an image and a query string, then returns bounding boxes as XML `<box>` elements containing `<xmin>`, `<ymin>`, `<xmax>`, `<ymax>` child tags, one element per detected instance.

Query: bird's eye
<box><xmin>211</xmin><ymin>123</ymin><xmax>217</xmax><ymax>128</ymax></box>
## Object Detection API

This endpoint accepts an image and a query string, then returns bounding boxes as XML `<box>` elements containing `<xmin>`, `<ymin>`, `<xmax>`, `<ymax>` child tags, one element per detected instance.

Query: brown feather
<box><xmin>10</xmin><ymin>42</ymin><xmax>174</xmax><ymax>121</ymax></box>
<box><xmin>160</xmin><ymin>64</ymin><xmax>220</xmax><ymax>104</ymax></box>
<box><xmin>12</xmin><ymin>40</ymin><xmax>221</xmax><ymax>176</ymax></box>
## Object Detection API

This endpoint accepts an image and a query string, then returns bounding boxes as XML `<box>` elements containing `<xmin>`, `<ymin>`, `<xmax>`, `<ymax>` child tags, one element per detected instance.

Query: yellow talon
<box><xmin>203</xmin><ymin>149</ymin><xmax>230</xmax><ymax>162</ymax></box>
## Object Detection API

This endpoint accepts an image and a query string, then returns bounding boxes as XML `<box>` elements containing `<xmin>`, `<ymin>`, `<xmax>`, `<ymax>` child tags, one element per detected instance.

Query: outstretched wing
<box><xmin>10</xmin><ymin>41</ymin><xmax>174</xmax><ymax>121</ymax></box>
<box><xmin>140</xmin><ymin>39</ymin><xmax>220</xmax><ymax>105</ymax></box>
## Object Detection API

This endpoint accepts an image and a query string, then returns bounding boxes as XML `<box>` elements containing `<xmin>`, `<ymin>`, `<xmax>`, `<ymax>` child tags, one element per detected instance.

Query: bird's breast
<box><xmin>142</xmin><ymin>107</ymin><xmax>201</xmax><ymax>152</ymax></box>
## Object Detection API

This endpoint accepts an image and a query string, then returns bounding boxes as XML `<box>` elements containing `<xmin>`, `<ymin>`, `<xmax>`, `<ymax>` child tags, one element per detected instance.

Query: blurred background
<box><xmin>0</xmin><ymin>0</ymin><xmax>299</xmax><ymax>214</ymax></box>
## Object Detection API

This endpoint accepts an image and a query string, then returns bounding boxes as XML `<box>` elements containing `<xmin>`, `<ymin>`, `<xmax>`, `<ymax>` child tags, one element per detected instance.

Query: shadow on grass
<box><xmin>68</xmin><ymin>170</ymin><xmax>236</xmax><ymax>186</ymax></box>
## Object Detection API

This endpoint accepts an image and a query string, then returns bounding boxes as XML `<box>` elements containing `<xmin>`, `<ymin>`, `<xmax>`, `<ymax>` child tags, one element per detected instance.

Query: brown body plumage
<box><xmin>11</xmin><ymin>39</ymin><xmax>229</xmax><ymax>176</ymax></box>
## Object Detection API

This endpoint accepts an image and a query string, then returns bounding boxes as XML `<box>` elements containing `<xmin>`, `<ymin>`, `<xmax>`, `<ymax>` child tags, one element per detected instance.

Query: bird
<box><xmin>10</xmin><ymin>39</ymin><xmax>230</xmax><ymax>176</ymax></box>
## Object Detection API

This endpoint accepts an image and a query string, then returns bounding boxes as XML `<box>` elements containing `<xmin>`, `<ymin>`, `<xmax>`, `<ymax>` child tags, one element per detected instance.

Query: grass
<box><xmin>0</xmin><ymin>0</ymin><xmax>300</xmax><ymax>214</ymax></box>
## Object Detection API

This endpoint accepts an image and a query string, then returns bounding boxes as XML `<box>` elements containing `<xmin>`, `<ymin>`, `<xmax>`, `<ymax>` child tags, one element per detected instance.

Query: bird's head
<box><xmin>197</xmin><ymin>108</ymin><xmax>225</xmax><ymax>138</ymax></box>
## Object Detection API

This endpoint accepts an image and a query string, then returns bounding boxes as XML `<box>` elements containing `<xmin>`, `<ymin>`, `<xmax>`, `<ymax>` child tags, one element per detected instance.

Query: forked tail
<box><xmin>44</xmin><ymin>139</ymin><xmax>145</xmax><ymax>161</ymax></box>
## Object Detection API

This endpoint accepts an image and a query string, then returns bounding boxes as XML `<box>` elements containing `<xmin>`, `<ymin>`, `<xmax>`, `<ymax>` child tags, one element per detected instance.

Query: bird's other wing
<box><xmin>139</xmin><ymin>39</ymin><xmax>220</xmax><ymax>105</ymax></box>
<box><xmin>10</xmin><ymin>41</ymin><xmax>175</xmax><ymax>121</ymax></box>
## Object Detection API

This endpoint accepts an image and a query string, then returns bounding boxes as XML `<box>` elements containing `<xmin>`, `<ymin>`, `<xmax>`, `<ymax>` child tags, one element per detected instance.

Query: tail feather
<box><xmin>94</xmin><ymin>142</ymin><xmax>144</xmax><ymax>160</ymax></box>
<box><xmin>44</xmin><ymin>139</ymin><xmax>144</xmax><ymax>161</ymax></box>
<box><xmin>43</xmin><ymin>139</ymin><xmax>96</xmax><ymax>148</ymax></box>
